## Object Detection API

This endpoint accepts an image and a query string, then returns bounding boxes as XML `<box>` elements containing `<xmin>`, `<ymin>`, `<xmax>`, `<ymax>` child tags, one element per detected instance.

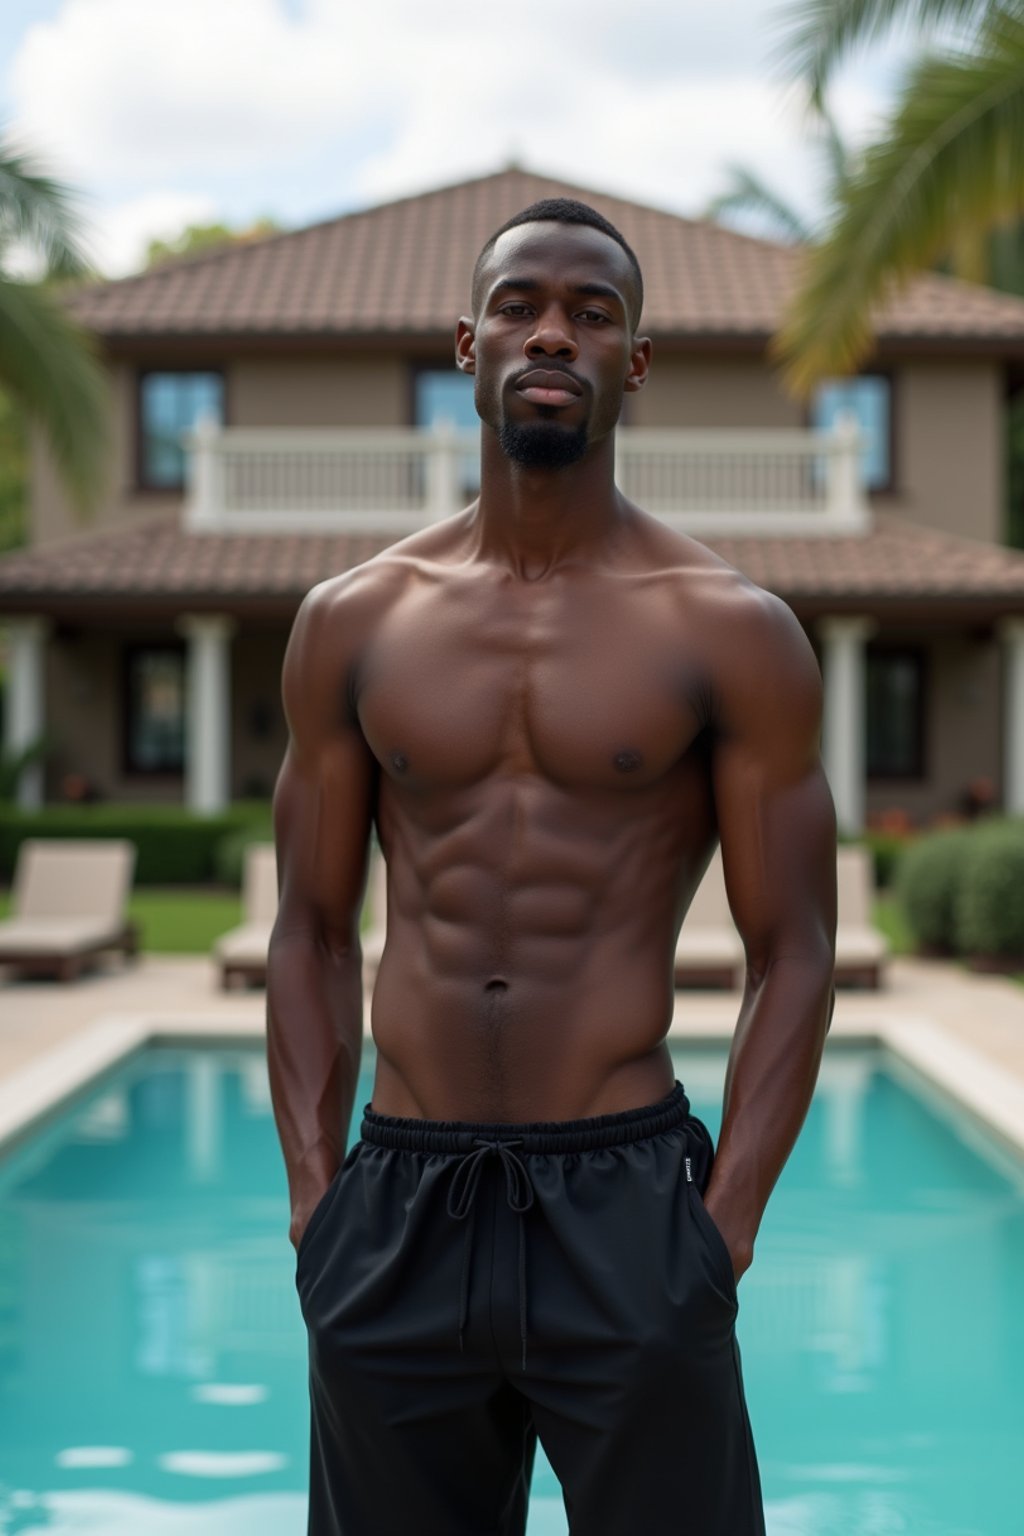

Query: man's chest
<box><xmin>355</xmin><ymin>579</ymin><xmax>710</xmax><ymax>792</ymax></box>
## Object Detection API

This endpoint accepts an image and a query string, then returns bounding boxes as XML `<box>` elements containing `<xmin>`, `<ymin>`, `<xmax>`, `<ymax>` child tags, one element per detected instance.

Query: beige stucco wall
<box><xmin>824</xmin><ymin>627</ymin><xmax>1004</xmax><ymax>827</ymax></box>
<box><xmin>42</xmin><ymin>623</ymin><xmax>291</xmax><ymax>804</ymax></box>
<box><xmin>30</xmin><ymin>353</ymin><xmax>408</xmax><ymax>546</ymax></box>
<box><xmin>43</xmin><ymin>628</ymin><xmax>185</xmax><ymax>803</ymax></box>
<box><xmin>628</xmin><ymin>355</ymin><xmax>803</xmax><ymax>429</ymax></box>
<box><xmin>229</xmin><ymin>355</ymin><xmax>406</xmax><ymax>429</ymax></box>
<box><xmin>872</xmin><ymin>361</ymin><xmax>1004</xmax><ymax>544</ymax></box>
<box><xmin>27</xmin><ymin>345</ymin><xmax>1008</xmax><ymax>548</ymax></box>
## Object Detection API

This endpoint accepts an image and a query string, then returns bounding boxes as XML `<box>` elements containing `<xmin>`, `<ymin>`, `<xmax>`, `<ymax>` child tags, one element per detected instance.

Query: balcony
<box><xmin>184</xmin><ymin>415</ymin><xmax>868</xmax><ymax>538</ymax></box>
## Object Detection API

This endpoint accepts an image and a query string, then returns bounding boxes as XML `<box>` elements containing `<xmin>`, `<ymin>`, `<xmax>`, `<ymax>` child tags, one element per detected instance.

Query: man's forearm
<box><xmin>266</xmin><ymin>925</ymin><xmax>364</xmax><ymax>1245</ymax></box>
<box><xmin>705</xmin><ymin>950</ymin><xmax>835</xmax><ymax>1272</ymax></box>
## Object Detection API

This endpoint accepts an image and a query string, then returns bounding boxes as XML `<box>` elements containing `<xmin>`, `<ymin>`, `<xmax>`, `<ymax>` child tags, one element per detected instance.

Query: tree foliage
<box><xmin>0</xmin><ymin>129</ymin><xmax>110</xmax><ymax>520</ymax></box>
<box><xmin>770</xmin><ymin>5</ymin><xmax>1024</xmax><ymax>395</ymax></box>
<box><xmin>145</xmin><ymin>217</ymin><xmax>282</xmax><ymax>269</ymax></box>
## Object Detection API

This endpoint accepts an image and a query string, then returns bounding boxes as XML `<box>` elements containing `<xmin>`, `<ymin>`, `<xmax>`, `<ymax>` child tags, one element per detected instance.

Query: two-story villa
<box><xmin>3</xmin><ymin>166</ymin><xmax>1024</xmax><ymax>835</ymax></box>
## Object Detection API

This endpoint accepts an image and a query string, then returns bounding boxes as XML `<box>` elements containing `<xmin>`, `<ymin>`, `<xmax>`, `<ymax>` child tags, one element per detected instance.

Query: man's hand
<box><xmin>704</xmin><ymin>1189</ymin><xmax>755</xmax><ymax>1285</ymax></box>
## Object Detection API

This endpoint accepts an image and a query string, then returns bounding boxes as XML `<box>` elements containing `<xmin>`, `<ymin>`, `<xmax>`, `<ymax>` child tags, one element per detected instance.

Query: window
<box><xmin>124</xmin><ymin>646</ymin><xmax>185</xmax><ymax>774</ymax></box>
<box><xmin>866</xmin><ymin>647</ymin><xmax>925</xmax><ymax>778</ymax></box>
<box><xmin>811</xmin><ymin>375</ymin><xmax>892</xmax><ymax>491</ymax></box>
<box><xmin>414</xmin><ymin>368</ymin><xmax>480</xmax><ymax>495</ymax></box>
<box><xmin>138</xmin><ymin>371</ymin><xmax>224</xmax><ymax>489</ymax></box>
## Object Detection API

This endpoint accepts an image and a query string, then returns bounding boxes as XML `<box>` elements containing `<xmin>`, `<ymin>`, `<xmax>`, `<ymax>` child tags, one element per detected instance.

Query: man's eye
<box><xmin>500</xmin><ymin>303</ymin><xmax>531</xmax><ymax>317</ymax></box>
<box><xmin>579</xmin><ymin>309</ymin><xmax>609</xmax><ymax>323</ymax></box>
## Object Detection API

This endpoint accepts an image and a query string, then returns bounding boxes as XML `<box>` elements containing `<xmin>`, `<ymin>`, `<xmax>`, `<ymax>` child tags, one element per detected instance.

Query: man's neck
<box><xmin>472</xmin><ymin>432</ymin><xmax>627</xmax><ymax>581</ymax></box>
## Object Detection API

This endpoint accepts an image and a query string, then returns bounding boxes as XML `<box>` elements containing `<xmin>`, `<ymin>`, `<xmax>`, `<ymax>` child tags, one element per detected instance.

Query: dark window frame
<box><xmin>865</xmin><ymin>642</ymin><xmax>927</xmax><ymax>781</ymax></box>
<box><xmin>121</xmin><ymin>641</ymin><xmax>187</xmax><ymax>778</ymax></box>
<box><xmin>803</xmin><ymin>368</ymin><xmax>898</xmax><ymax>497</ymax></box>
<box><xmin>134</xmin><ymin>365</ymin><xmax>228</xmax><ymax>493</ymax></box>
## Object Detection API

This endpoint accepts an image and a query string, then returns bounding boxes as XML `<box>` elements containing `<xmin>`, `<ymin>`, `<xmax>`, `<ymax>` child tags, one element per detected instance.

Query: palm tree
<box><xmin>0</xmin><ymin>130</ymin><xmax>110</xmax><ymax>521</ymax></box>
<box><xmin>767</xmin><ymin>0</ymin><xmax>1024</xmax><ymax>395</ymax></box>
<box><xmin>704</xmin><ymin>108</ymin><xmax>852</xmax><ymax>243</ymax></box>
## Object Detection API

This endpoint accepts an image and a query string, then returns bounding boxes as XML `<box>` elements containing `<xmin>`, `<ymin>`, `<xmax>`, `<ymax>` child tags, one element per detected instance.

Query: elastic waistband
<box><xmin>360</xmin><ymin>1080</ymin><xmax>691</xmax><ymax>1154</ymax></box>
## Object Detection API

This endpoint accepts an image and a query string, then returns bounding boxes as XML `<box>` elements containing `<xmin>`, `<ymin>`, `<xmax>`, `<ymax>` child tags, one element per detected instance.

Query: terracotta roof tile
<box><xmin>65</xmin><ymin>168</ymin><xmax>1024</xmax><ymax>346</ymax></box>
<box><xmin>2</xmin><ymin>511</ymin><xmax>1023</xmax><ymax>613</ymax></box>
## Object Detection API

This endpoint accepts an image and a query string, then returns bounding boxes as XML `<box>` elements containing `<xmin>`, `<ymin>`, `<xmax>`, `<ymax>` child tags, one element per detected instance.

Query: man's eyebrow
<box><xmin>489</xmin><ymin>277</ymin><xmax>625</xmax><ymax>307</ymax></box>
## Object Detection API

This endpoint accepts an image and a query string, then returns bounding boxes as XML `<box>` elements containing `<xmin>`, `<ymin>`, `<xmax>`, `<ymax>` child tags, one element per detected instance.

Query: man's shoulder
<box><xmin>632</xmin><ymin>511</ymin><xmax>818</xmax><ymax>698</ymax></box>
<box><xmin>633</xmin><ymin>511</ymin><xmax>786</xmax><ymax>628</ymax></box>
<box><xmin>298</xmin><ymin>521</ymin><xmax>455</xmax><ymax>637</ymax></box>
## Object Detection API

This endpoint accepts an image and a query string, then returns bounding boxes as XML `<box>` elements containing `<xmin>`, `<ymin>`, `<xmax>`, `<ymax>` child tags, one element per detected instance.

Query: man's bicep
<box><xmin>273</xmin><ymin>739</ymin><xmax>376</xmax><ymax>947</ymax></box>
<box><xmin>273</xmin><ymin>588</ymin><xmax>376</xmax><ymax>945</ymax></box>
<box><xmin>710</xmin><ymin>597</ymin><xmax>837</xmax><ymax>980</ymax></box>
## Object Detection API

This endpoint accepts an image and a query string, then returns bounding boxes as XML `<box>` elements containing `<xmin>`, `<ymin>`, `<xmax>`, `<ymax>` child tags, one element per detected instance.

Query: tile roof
<box><xmin>65</xmin><ymin>167</ymin><xmax>1024</xmax><ymax>347</ymax></box>
<box><xmin>2</xmin><ymin>511</ymin><xmax>1023</xmax><ymax>614</ymax></box>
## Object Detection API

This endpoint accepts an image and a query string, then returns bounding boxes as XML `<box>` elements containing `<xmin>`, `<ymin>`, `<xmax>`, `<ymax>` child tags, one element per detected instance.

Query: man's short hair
<box><xmin>471</xmin><ymin>198</ymin><xmax>644</xmax><ymax>329</ymax></box>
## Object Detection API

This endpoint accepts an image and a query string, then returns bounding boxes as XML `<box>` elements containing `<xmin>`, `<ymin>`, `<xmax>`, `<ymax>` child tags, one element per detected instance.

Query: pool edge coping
<box><xmin>1</xmin><ymin>1009</ymin><xmax>1023</xmax><ymax>1163</ymax></box>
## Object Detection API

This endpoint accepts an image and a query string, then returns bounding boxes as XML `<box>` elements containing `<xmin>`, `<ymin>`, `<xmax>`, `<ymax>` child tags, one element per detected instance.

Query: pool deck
<box><xmin>2</xmin><ymin>952</ymin><xmax>1024</xmax><ymax>1158</ymax></box>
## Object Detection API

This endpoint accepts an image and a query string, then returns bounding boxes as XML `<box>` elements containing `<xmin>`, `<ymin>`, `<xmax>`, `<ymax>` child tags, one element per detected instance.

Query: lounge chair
<box><xmin>835</xmin><ymin>844</ymin><xmax>889</xmax><ymax>989</ymax></box>
<box><xmin>361</xmin><ymin>850</ymin><xmax>388</xmax><ymax>989</ymax></box>
<box><xmin>215</xmin><ymin>843</ymin><xmax>277</xmax><ymax>990</ymax></box>
<box><xmin>674</xmin><ymin>848</ymin><xmax>744</xmax><ymax>989</ymax></box>
<box><xmin>0</xmin><ymin>838</ymin><xmax>138</xmax><ymax>982</ymax></box>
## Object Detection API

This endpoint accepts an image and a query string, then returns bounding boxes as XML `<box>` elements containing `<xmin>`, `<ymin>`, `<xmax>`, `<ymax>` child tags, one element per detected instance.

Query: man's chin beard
<box><xmin>498</xmin><ymin>418</ymin><xmax>589</xmax><ymax>470</ymax></box>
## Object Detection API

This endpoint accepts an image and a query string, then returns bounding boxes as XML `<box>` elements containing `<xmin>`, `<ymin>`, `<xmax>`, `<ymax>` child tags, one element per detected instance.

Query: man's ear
<box><xmin>455</xmin><ymin>317</ymin><xmax>476</xmax><ymax>375</ymax></box>
<box><xmin>624</xmin><ymin>334</ymin><xmax>652</xmax><ymax>394</ymax></box>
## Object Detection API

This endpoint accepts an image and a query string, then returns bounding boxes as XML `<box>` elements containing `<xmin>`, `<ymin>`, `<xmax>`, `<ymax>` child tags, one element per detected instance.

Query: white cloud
<box><xmin>4</xmin><ymin>0</ymin><xmax>899</xmax><ymax>273</ymax></box>
<box><xmin>90</xmin><ymin>190</ymin><xmax>223</xmax><ymax>276</ymax></box>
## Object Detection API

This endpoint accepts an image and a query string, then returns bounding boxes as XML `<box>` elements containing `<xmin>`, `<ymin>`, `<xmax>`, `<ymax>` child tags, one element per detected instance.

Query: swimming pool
<box><xmin>0</xmin><ymin>1043</ymin><xmax>1021</xmax><ymax>1535</ymax></box>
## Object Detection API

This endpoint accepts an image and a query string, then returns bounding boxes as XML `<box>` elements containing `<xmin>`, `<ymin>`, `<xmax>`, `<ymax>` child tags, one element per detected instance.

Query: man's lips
<box><xmin>513</xmin><ymin>369</ymin><xmax>583</xmax><ymax>408</ymax></box>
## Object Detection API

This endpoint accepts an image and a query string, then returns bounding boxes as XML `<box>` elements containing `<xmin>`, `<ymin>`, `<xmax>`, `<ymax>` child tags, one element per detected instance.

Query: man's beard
<box><xmin>498</xmin><ymin>418</ymin><xmax>589</xmax><ymax>470</ymax></box>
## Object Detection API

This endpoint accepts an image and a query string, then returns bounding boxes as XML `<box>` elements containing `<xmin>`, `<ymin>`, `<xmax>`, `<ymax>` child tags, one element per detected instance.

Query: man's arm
<box><xmin>266</xmin><ymin>579</ymin><xmax>377</xmax><ymax>1253</ymax></box>
<box><xmin>704</xmin><ymin>587</ymin><xmax>837</xmax><ymax>1280</ymax></box>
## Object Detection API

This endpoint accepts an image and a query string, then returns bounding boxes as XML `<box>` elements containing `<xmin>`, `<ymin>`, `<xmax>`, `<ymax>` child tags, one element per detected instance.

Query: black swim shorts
<box><xmin>295</xmin><ymin>1079</ymin><xmax>766</xmax><ymax>1535</ymax></box>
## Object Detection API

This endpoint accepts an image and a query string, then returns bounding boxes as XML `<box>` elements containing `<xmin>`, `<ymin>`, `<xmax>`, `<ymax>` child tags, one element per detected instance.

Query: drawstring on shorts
<box><xmin>445</xmin><ymin>1137</ymin><xmax>535</xmax><ymax>1371</ymax></box>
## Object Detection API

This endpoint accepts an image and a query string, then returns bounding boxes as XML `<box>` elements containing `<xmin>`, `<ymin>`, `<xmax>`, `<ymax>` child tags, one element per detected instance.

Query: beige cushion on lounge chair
<box><xmin>0</xmin><ymin>839</ymin><xmax>137</xmax><ymax>980</ymax></box>
<box><xmin>215</xmin><ymin>844</ymin><xmax>277</xmax><ymax>988</ymax></box>
<box><xmin>835</xmin><ymin>845</ymin><xmax>888</xmax><ymax>988</ymax></box>
<box><xmin>361</xmin><ymin>850</ymin><xmax>388</xmax><ymax>988</ymax></box>
<box><xmin>674</xmin><ymin>847</ymin><xmax>744</xmax><ymax>989</ymax></box>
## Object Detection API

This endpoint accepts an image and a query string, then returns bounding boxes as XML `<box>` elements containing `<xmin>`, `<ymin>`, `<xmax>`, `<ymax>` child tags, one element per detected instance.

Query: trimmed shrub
<box><xmin>893</xmin><ymin>825</ymin><xmax>974</xmax><ymax>954</ymax></box>
<box><xmin>953</xmin><ymin>819</ymin><xmax>1024</xmax><ymax>962</ymax></box>
<box><xmin>850</xmin><ymin>830</ymin><xmax>913</xmax><ymax>891</ymax></box>
<box><xmin>0</xmin><ymin>802</ymin><xmax>271</xmax><ymax>885</ymax></box>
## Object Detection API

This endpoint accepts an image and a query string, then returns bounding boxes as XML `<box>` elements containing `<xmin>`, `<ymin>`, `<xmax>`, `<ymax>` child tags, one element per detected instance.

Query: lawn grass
<box><xmin>127</xmin><ymin>888</ymin><xmax>243</xmax><ymax>953</ymax></box>
<box><xmin>871</xmin><ymin>892</ymin><xmax>914</xmax><ymax>956</ymax></box>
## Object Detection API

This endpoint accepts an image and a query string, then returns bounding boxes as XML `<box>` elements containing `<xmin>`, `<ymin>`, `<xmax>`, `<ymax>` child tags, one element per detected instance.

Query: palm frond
<box><xmin>0</xmin><ymin>277</ymin><xmax>110</xmax><ymax>513</ymax></box>
<box><xmin>770</xmin><ymin>8</ymin><xmax>1024</xmax><ymax>396</ymax></box>
<box><xmin>767</xmin><ymin>0</ymin><xmax>1012</xmax><ymax>108</ymax></box>
<box><xmin>704</xmin><ymin>166</ymin><xmax>813</xmax><ymax>242</ymax></box>
<box><xmin>0</xmin><ymin>128</ymin><xmax>99</xmax><ymax>280</ymax></box>
<box><xmin>817</xmin><ymin>105</ymin><xmax>853</xmax><ymax>189</ymax></box>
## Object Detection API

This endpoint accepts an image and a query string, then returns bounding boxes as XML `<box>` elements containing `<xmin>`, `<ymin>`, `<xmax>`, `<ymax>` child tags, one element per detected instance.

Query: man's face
<box><xmin>457</xmin><ymin>222</ymin><xmax>650</xmax><ymax>470</ymax></box>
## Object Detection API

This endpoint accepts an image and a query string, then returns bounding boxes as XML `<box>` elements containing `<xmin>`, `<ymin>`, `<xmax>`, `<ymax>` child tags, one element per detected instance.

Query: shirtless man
<box><xmin>267</xmin><ymin>198</ymin><xmax>837</xmax><ymax>1536</ymax></box>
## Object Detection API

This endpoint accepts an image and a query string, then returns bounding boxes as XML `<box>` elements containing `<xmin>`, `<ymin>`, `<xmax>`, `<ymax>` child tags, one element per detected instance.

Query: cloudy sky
<box><xmin>0</xmin><ymin>0</ymin><xmax>923</xmax><ymax>278</ymax></box>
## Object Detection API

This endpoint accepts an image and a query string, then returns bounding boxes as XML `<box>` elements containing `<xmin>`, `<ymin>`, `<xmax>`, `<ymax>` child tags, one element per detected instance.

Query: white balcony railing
<box><xmin>184</xmin><ymin>414</ymin><xmax>867</xmax><ymax>537</ymax></box>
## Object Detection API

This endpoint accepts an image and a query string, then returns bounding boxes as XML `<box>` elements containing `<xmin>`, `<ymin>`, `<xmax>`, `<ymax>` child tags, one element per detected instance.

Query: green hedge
<box><xmin>846</xmin><ymin>830</ymin><xmax>912</xmax><ymax>891</ymax></box>
<box><xmin>953</xmin><ymin>820</ymin><xmax>1024</xmax><ymax>961</ymax></box>
<box><xmin>0</xmin><ymin>802</ymin><xmax>272</xmax><ymax>885</ymax></box>
<box><xmin>893</xmin><ymin>825</ymin><xmax>974</xmax><ymax>953</ymax></box>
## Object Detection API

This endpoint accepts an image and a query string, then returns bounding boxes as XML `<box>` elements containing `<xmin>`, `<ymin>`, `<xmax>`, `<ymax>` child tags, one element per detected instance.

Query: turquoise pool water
<box><xmin>0</xmin><ymin>1044</ymin><xmax>1022</xmax><ymax>1535</ymax></box>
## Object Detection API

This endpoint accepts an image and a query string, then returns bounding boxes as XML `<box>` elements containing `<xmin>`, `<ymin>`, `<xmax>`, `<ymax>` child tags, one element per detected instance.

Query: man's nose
<box><xmin>525</xmin><ymin>313</ymin><xmax>578</xmax><ymax>360</ymax></box>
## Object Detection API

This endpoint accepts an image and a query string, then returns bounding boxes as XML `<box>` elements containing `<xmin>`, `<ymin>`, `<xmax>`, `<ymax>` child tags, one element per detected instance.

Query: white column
<box><xmin>819</xmin><ymin>615</ymin><xmax>876</xmax><ymax>836</ymax></box>
<box><xmin>179</xmin><ymin>614</ymin><xmax>235</xmax><ymax>813</ymax></box>
<box><xmin>4</xmin><ymin>617</ymin><xmax>49</xmax><ymax>808</ymax></box>
<box><xmin>999</xmin><ymin>616</ymin><xmax>1024</xmax><ymax>817</ymax></box>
